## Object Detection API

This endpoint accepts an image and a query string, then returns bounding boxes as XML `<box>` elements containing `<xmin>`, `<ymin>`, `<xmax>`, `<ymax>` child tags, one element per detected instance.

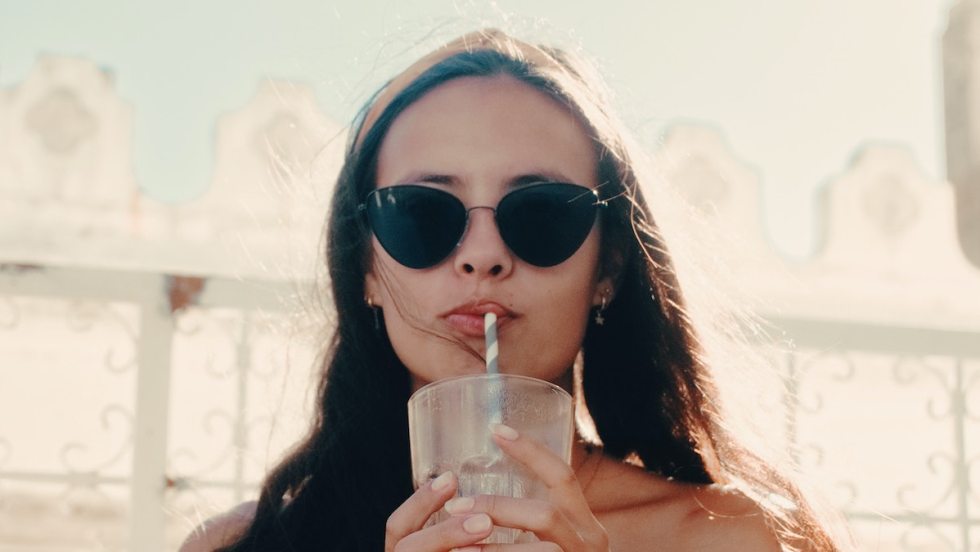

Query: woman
<box><xmin>181</xmin><ymin>29</ymin><xmax>845</xmax><ymax>551</ymax></box>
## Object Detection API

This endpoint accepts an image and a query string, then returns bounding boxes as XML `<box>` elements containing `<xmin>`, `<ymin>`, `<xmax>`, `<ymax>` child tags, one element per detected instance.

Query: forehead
<box><xmin>375</xmin><ymin>75</ymin><xmax>598</xmax><ymax>190</ymax></box>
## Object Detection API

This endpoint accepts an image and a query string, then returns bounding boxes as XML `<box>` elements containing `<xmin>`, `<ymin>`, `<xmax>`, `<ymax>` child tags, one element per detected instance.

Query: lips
<box><xmin>442</xmin><ymin>301</ymin><xmax>516</xmax><ymax>338</ymax></box>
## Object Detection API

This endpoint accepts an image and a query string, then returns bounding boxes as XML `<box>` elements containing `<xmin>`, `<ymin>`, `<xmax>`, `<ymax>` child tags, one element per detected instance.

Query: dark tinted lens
<box><xmin>497</xmin><ymin>183</ymin><xmax>599</xmax><ymax>267</ymax></box>
<box><xmin>365</xmin><ymin>186</ymin><xmax>466</xmax><ymax>269</ymax></box>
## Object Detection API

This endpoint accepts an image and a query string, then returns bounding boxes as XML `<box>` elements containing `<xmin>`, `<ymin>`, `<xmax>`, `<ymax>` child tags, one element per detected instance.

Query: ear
<box><xmin>593</xmin><ymin>245</ymin><xmax>623</xmax><ymax>306</ymax></box>
<box><xmin>594</xmin><ymin>234</ymin><xmax>625</xmax><ymax>307</ymax></box>
<box><xmin>365</xmin><ymin>269</ymin><xmax>384</xmax><ymax>307</ymax></box>
<box><xmin>592</xmin><ymin>275</ymin><xmax>615</xmax><ymax>307</ymax></box>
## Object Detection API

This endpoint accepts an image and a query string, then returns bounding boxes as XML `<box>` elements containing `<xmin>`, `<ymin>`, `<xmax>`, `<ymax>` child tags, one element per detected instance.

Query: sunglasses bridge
<box><xmin>453</xmin><ymin>205</ymin><xmax>509</xmax><ymax>251</ymax></box>
<box><xmin>454</xmin><ymin>200</ymin><xmax>605</xmax><ymax>243</ymax></box>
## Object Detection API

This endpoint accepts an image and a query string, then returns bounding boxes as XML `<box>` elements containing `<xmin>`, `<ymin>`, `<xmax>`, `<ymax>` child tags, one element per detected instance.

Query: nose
<box><xmin>453</xmin><ymin>207</ymin><xmax>514</xmax><ymax>278</ymax></box>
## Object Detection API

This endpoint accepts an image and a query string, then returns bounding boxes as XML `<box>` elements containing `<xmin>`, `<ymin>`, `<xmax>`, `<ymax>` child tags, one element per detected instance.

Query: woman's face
<box><xmin>365</xmin><ymin>75</ymin><xmax>611</xmax><ymax>390</ymax></box>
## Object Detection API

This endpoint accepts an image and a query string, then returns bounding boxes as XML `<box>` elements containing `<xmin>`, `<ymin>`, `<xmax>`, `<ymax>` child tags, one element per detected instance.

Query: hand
<box><xmin>441</xmin><ymin>423</ymin><xmax>610</xmax><ymax>551</ymax></box>
<box><xmin>385</xmin><ymin>471</ymin><xmax>497</xmax><ymax>551</ymax></box>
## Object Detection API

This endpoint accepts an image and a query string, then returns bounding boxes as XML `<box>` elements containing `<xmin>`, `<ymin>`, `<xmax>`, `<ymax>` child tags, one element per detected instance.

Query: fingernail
<box><xmin>444</xmin><ymin>496</ymin><xmax>474</xmax><ymax>514</ymax></box>
<box><xmin>463</xmin><ymin>513</ymin><xmax>492</xmax><ymax>534</ymax></box>
<box><xmin>431</xmin><ymin>471</ymin><xmax>453</xmax><ymax>491</ymax></box>
<box><xmin>451</xmin><ymin>547</ymin><xmax>482</xmax><ymax>552</ymax></box>
<box><xmin>489</xmin><ymin>423</ymin><xmax>519</xmax><ymax>440</ymax></box>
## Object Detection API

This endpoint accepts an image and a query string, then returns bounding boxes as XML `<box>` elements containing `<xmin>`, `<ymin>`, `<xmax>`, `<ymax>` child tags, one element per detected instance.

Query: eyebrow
<box><xmin>397</xmin><ymin>171</ymin><xmax>580</xmax><ymax>188</ymax></box>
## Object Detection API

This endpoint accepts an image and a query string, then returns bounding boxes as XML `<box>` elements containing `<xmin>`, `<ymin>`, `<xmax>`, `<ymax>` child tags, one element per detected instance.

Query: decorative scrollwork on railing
<box><xmin>245</xmin><ymin>313</ymin><xmax>297</xmax><ymax>382</ymax></box>
<box><xmin>175</xmin><ymin>306</ymin><xmax>240</xmax><ymax>341</ymax></box>
<box><xmin>247</xmin><ymin>330</ymin><xmax>277</xmax><ymax>383</ymax></box>
<box><xmin>897</xmin><ymin>521</ymin><xmax>957</xmax><ymax>551</ymax></box>
<box><xmin>793</xmin><ymin>442</ymin><xmax>823</xmax><ymax>468</ymax></box>
<box><xmin>167</xmin><ymin>404</ymin><xmax>289</xmax><ymax>501</ymax></box>
<box><xmin>174</xmin><ymin>307</ymin><xmax>242</xmax><ymax>380</ymax></box>
<box><xmin>792</xmin><ymin>349</ymin><xmax>969</xmax><ymax>536</ymax></box>
<box><xmin>793</xmin><ymin>438</ymin><xmax>859</xmax><ymax>510</ymax></box>
<box><xmin>794</xmin><ymin>350</ymin><xmax>858</xmax><ymax>416</ymax></box>
<box><xmin>895</xmin><ymin>451</ymin><xmax>957</xmax><ymax>513</ymax></box>
<box><xmin>64</xmin><ymin>300</ymin><xmax>138</xmax><ymax>374</ymax></box>
<box><xmin>203</xmin><ymin>350</ymin><xmax>236</xmax><ymax>380</ymax></box>
<box><xmin>65</xmin><ymin>300</ymin><xmax>102</xmax><ymax>332</ymax></box>
<box><xmin>58</xmin><ymin>404</ymin><xmax>133</xmax><ymax>475</ymax></box>
<box><xmin>892</xmin><ymin>356</ymin><xmax>954</xmax><ymax>421</ymax></box>
<box><xmin>888</xmin><ymin>356</ymin><xmax>962</xmax><ymax>525</ymax></box>
<box><xmin>827</xmin><ymin>353</ymin><xmax>858</xmax><ymax>383</ymax></box>
<box><xmin>168</xmin><ymin>409</ymin><xmax>237</xmax><ymax>482</ymax></box>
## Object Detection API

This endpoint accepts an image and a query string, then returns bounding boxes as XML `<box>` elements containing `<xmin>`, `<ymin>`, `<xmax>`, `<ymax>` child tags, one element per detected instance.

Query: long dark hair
<box><xmin>220</xmin><ymin>30</ymin><xmax>842</xmax><ymax>551</ymax></box>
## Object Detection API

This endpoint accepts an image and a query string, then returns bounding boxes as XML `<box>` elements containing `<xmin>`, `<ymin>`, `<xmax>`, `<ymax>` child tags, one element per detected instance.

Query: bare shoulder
<box><xmin>178</xmin><ymin>501</ymin><xmax>257</xmax><ymax>552</ymax></box>
<box><xmin>677</xmin><ymin>484</ymin><xmax>781</xmax><ymax>551</ymax></box>
<box><xmin>585</xmin><ymin>455</ymin><xmax>782</xmax><ymax>551</ymax></box>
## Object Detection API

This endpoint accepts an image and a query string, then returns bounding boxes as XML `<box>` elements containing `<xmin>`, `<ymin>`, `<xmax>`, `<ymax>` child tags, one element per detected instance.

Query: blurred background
<box><xmin>1</xmin><ymin>0</ymin><xmax>978</xmax><ymax>550</ymax></box>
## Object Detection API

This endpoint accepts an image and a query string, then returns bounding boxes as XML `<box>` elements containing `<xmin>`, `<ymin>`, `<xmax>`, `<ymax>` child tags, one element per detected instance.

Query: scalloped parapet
<box><xmin>1</xmin><ymin>56</ymin><xmax>978</xmax><ymax>322</ymax></box>
<box><xmin>652</xmin><ymin>126</ymin><xmax>980</xmax><ymax>328</ymax></box>
<box><xmin>0</xmin><ymin>55</ymin><xmax>138</xmax><ymax>244</ymax></box>
<box><xmin>653</xmin><ymin>124</ymin><xmax>780</xmax><ymax>264</ymax></box>
<box><xmin>136</xmin><ymin>79</ymin><xmax>343</xmax><ymax>279</ymax></box>
<box><xmin>799</xmin><ymin>145</ymin><xmax>980</xmax><ymax>327</ymax></box>
<box><xmin>0</xmin><ymin>56</ymin><xmax>343</xmax><ymax>280</ymax></box>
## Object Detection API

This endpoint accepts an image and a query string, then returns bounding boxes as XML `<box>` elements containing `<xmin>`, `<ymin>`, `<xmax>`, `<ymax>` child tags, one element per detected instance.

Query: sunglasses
<box><xmin>360</xmin><ymin>182</ymin><xmax>606</xmax><ymax>269</ymax></box>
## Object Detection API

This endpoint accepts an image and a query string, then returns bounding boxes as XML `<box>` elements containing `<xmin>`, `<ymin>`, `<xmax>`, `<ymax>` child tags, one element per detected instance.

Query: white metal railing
<box><xmin>0</xmin><ymin>263</ymin><xmax>305</xmax><ymax>551</ymax></box>
<box><xmin>1</xmin><ymin>262</ymin><xmax>977</xmax><ymax>551</ymax></box>
<box><xmin>769</xmin><ymin>316</ymin><xmax>980</xmax><ymax>550</ymax></box>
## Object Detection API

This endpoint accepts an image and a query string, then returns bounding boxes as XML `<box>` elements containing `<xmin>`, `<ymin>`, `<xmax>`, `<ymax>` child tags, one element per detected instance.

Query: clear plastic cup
<box><xmin>408</xmin><ymin>374</ymin><xmax>573</xmax><ymax>544</ymax></box>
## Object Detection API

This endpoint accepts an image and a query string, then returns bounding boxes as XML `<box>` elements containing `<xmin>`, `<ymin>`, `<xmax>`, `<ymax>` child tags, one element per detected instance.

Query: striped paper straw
<box><xmin>484</xmin><ymin>312</ymin><xmax>502</xmax><ymax>425</ymax></box>
<box><xmin>484</xmin><ymin>312</ymin><xmax>499</xmax><ymax>374</ymax></box>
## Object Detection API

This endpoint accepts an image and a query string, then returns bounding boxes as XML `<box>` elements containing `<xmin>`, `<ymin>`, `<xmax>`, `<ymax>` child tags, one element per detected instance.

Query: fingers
<box><xmin>446</xmin><ymin>494</ymin><xmax>580</xmax><ymax>548</ymax></box>
<box><xmin>475</xmin><ymin>543</ymin><xmax>564</xmax><ymax>552</ymax></box>
<box><xmin>393</xmin><ymin>512</ymin><xmax>496</xmax><ymax>551</ymax></box>
<box><xmin>489</xmin><ymin>424</ymin><xmax>587</xmax><ymax>513</ymax></box>
<box><xmin>385</xmin><ymin>471</ymin><xmax>458</xmax><ymax>549</ymax></box>
<box><xmin>489</xmin><ymin>424</ymin><xmax>608</xmax><ymax>549</ymax></box>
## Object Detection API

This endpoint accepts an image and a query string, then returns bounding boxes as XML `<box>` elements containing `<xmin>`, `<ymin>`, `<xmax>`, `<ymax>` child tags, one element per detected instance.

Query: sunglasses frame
<box><xmin>359</xmin><ymin>181</ymin><xmax>608</xmax><ymax>269</ymax></box>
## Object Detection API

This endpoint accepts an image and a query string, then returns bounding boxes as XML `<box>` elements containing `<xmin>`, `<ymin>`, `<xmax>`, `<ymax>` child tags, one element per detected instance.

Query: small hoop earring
<box><xmin>594</xmin><ymin>291</ymin><xmax>609</xmax><ymax>326</ymax></box>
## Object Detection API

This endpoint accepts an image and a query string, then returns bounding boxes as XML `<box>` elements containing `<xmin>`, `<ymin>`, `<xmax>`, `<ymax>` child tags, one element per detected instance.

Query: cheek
<box><xmin>370</xmin><ymin>252</ymin><xmax>462</xmax><ymax>376</ymax></box>
<box><xmin>370</xmin><ymin>240</ymin><xmax>440</xmax><ymax>308</ymax></box>
<box><xmin>506</xmin><ymin>239</ymin><xmax>600</xmax><ymax>376</ymax></box>
<box><xmin>537</xmin><ymin>274</ymin><xmax>595</xmax><ymax>338</ymax></box>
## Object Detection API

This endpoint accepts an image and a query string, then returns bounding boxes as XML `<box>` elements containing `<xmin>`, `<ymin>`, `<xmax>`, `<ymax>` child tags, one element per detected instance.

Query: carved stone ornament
<box><xmin>24</xmin><ymin>87</ymin><xmax>98</xmax><ymax>155</ymax></box>
<box><xmin>861</xmin><ymin>174</ymin><xmax>920</xmax><ymax>239</ymax></box>
<box><xmin>255</xmin><ymin>110</ymin><xmax>318</xmax><ymax>186</ymax></box>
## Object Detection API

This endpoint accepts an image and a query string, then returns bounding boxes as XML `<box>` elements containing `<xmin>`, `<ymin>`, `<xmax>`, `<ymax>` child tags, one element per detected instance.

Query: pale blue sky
<box><xmin>0</xmin><ymin>0</ymin><xmax>953</xmax><ymax>257</ymax></box>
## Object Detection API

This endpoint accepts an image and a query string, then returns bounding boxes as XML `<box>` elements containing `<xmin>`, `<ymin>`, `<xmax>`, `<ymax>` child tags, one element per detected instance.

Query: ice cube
<box><xmin>457</xmin><ymin>455</ymin><xmax>515</xmax><ymax>497</ymax></box>
<box><xmin>456</xmin><ymin>455</ymin><xmax>529</xmax><ymax>544</ymax></box>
